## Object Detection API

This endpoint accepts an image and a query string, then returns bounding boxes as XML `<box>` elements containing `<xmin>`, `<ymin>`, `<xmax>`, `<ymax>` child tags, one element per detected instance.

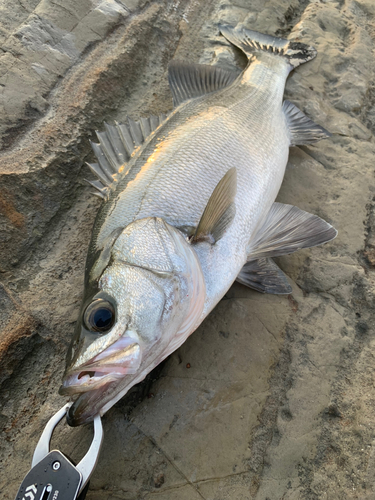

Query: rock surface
<box><xmin>1</xmin><ymin>0</ymin><xmax>375</xmax><ymax>499</ymax></box>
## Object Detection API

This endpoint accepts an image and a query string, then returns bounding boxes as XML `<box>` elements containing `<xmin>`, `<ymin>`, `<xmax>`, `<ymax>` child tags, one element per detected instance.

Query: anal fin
<box><xmin>248</xmin><ymin>202</ymin><xmax>337</xmax><ymax>259</ymax></box>
<box><xmin>283</xmin><ymin>100</ymin><xmax>331</xmax><ymax>146</ymax></box>
<box><xmin>237</xmin><ymin>258</ymin><xmax>292</xmax><ymax>294</ymax></box>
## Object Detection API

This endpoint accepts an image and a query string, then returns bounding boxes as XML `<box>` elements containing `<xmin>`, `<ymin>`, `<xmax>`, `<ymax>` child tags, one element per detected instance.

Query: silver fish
<box><xmin>60</xmin><ymin>25</ymin><xmax>337</xmax><ymax>426</ymax></box>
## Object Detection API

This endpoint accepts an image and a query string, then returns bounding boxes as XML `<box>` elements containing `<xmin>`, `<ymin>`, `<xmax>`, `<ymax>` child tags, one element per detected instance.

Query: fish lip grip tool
<box><xmin>14</xmin><ymin>403</ymin><xmax>103</xmax><ymax>500</ymax></box>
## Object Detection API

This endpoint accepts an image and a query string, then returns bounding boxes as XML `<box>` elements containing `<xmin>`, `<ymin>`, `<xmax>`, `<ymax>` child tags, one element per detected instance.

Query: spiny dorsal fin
<box><xmin>192</xmin><ymin>167</ymin><xmax>237</xmax><ymax>244</ymax></box>
<box><xmin>86</xmin><ymin>114</ymin><xmax>168</xmax><ymax>198</ymax></box>
<box><xmin>237</xmin><ymin>258</ymin><xmax>292</xmax><ymax>294</ymax></box>
<box><xmin>168</xmin><ymin>61</ymin><xmax>240</xmax><ymax>107</ymax></box>
<box><xmin>86</xmin><ymin>179</ymin><xmax>109</xmax><ymax>200</ymax></box>
<box><xmin>247</xmin><ymin>202</ymin><xmax>337</xmax><ymax>259</ymax></box>
<box><xmin>283</xmin><ymin>100</ymin><xmax>331</xmax><ymax>146</ymax></box>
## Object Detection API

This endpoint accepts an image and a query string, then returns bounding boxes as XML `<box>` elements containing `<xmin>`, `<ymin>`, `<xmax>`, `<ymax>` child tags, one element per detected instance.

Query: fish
<box><xmin>59</xmin><ymin>25</ymin><xmax>337</xmax><ymax>426</ymax></box>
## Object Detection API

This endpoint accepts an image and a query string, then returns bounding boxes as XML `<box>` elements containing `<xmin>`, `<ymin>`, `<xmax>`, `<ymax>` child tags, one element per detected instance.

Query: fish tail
<box><xmin>219</xmin><ymin>25</ymin><xmax>316</xmax><ymax>69</ymax></box>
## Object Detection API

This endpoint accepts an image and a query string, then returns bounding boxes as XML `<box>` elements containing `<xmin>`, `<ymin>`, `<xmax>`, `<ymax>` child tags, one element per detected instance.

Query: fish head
<box><xmin>60</xmin><ymin>217</ymin><xmax>205</xmax><ymax>425</ymax></box>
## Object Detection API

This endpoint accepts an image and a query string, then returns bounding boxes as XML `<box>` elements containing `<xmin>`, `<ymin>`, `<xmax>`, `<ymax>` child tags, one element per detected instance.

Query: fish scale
<box><xmin>60</xmin><ymin>25</ymin><xmax>337</xmax><ymax>426</ymax></box>
<box><xmin>94</xmin><ymin>82</ymin><xmax>287</xmax><ymax>254</ymax></box>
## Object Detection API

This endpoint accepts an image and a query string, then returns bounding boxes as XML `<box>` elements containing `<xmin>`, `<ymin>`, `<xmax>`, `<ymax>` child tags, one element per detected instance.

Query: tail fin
<box><xmin>219</xmin><ymin>25</ymin><xmax>317</xmax><ymax>69</ymax></box>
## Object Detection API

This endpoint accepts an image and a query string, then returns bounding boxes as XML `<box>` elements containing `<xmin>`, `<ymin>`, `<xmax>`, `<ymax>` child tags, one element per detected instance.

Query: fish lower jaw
<box><xmin>59</xmin><ymin>369</ymin><xmax>125</xmax><ymax>395</ymax></box>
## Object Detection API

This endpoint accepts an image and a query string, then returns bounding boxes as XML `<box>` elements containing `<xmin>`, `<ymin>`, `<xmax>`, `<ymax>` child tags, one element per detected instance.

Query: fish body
<box><xmin>93</xmin><ymin>60</ymin><xmax>287</xmax><ymax>315</ymax></box>
<box><xmin>60</xmin><ymin>26</ymin><xmax>336</xmax><ymax>425</ymax></box>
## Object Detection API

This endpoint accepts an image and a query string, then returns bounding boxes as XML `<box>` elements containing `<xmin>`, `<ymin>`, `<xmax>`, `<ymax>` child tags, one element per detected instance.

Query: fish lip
<box><xmin>59</xmin><ymin>370</ymin><xmax>125</xmax><ymax>395</ymax></box>
<box><xmin>59</xmin><ymin>337</ymin><xmax>141</xmax><ymax>395</ymax></box>
<box><xmin>66</xmin><ymin>380</ymin><xmax>118</xmax><ymax>426</ymax></box>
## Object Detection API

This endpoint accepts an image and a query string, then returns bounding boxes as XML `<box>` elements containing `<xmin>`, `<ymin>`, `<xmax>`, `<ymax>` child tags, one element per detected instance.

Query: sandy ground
<box><xmin>1</xmin><ymin>0</ymin><xmax>375</xmax><ymax>499</ymax></box>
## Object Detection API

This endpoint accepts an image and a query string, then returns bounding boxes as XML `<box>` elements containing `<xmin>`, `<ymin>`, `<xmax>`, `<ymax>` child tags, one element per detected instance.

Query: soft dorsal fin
<box><xmin>237</xmin><ymin>258</ymin><xmax>292</xmax><ymax>294</ymax></box>
<box><xmin>168</xmin><ymin>61</ymin><xmax>240</xmax><ymax>107</ymax></box>
<box><xmin>87</xmin><ymin>114</ymin><xmax>169</xmax><ymax>199</ymax></box>
<box><xmin>247</xmin><ymin>202</ymin><xmax>337</xmax><ymax>259</ymax></box>
<box><xmin>283</xmin><ymin>100</ymin><xmax>331</xmax><ymax>146</ymax></box>
<box><xmin>192</xmin><ymin>167</ymin><xmax>237</xmax><ymax>244</ymax></box>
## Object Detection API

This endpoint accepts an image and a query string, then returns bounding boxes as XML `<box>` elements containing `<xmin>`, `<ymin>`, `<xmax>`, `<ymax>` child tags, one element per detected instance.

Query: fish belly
<box><xmin>191</xmin><ymin>102</ymin><xmax>290</xmax><ymax>317</ymax></box>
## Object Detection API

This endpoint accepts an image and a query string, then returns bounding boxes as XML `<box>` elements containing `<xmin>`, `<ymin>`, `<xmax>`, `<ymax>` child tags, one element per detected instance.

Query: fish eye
<box><xmin>84</xmin><ymin>299</ymin><xmax>115</xmax><ymax>333</ymax></box>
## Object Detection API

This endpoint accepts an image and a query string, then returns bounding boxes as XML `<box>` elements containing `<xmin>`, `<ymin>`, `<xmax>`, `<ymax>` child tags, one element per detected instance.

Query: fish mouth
<box><xmin>59</xmin><ymin>336</ymin><xmax>141</xmax><ymax>425</ymax></box>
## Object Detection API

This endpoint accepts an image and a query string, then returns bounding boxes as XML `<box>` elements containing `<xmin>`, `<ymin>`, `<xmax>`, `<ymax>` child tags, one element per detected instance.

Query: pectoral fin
<box><xmin>248</xmin><ymin>202</ymin><xmax>337</xmax><ymax>259</ymax></box>
<box><xmin>192</xmin><ymin>167</ymin><xmax>237</xmax><ymax>244</ymax></box>
<box><xmin>237</xmin><ymin>258</ymin><xmax>292</xmax><ymax>294</ymax></box>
